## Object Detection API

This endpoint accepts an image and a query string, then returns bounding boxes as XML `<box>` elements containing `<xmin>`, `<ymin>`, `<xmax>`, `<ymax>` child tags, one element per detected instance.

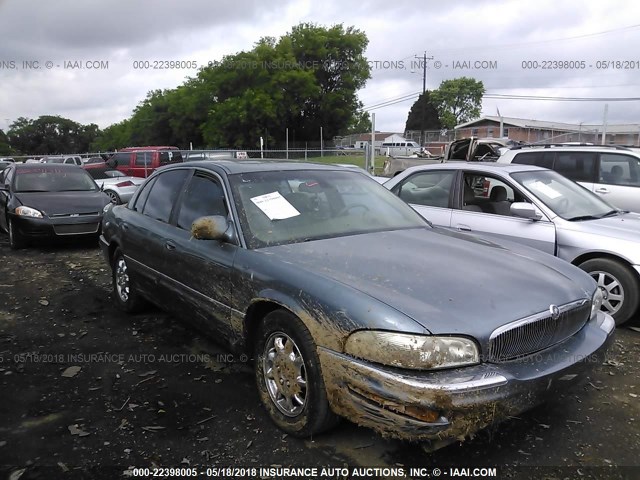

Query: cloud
<box><xmin>1</xmin><ymin>0</ymin><xmax>639</xmax><ymax>136</ymax></box>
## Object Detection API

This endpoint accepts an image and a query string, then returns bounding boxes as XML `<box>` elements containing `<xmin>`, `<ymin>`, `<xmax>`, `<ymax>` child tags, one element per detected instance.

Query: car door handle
<box><xmin>121</xmin><ymin>223</ymin><xmax>129</xmax><ymax>231</ymax></box>
<box><xmin>455</xmin><ymin>224</ymin><xmax>472</xmax><ymax>232</ymax></box>
<box><xmin>595</xmin><ymin>188</ymin><xmax>610</xmax><ymax>194</ymax></box>
<box><xmin>165</xmin><ymin>241</ymin><xmax>176</xmax><ymax>251</ymax></box>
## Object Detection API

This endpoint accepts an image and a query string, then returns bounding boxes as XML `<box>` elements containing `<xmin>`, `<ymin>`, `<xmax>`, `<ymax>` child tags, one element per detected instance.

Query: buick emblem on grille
<box><xmin>550</xmin><ymin>304</ymin><xmax>560</xmax><ymax>320</ymax></box>
<box><xmin>70</xmin><ymin>213</ymin><xmax>79</xmax><ymax>217</ymax></box>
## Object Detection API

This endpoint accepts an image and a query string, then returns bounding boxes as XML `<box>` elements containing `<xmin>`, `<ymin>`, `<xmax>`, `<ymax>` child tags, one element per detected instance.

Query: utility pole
<box><xmin>415</xmin><ymin>52</ymin><xmax>433</xmax><ymax>146</ymax></box>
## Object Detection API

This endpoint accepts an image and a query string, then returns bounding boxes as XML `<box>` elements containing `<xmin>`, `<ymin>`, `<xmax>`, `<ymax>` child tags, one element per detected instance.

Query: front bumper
<box><xmin>10</xmin><ymin>213</ymin><xmax>102</xmax><ymax>239</ymax></box>
<box><xmin>318</xmin><ymin>311</ymin><xmax>615</xmax><ymax>442</ymax></box>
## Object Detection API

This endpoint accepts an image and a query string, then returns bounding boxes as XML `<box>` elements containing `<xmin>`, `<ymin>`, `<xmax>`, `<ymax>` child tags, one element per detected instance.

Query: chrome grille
<box><xmin>53</xmin><ymin>223</ymin><xmax>100</xmax><ymax>235</ymax></box>
<box><xmin>50</xmin><ymin>212</ymin><xmax>99</xmax><ymax>218</ymax></box>
<box><xmin>488</xmin><ymin>300</ymin><xmax>591</xmax><ymax>362</ymax></box>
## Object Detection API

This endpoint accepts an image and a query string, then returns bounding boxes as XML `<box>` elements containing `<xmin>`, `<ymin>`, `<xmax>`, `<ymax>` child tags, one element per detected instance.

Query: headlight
<box><xmin>344</xmin><ymin>330</ymin><xmax>480</xmax><ymax>371</ymax></box>
<box><xmin>15</xmin><ymin>206</ymin><xmax>43</xmax><ymax>218</ymax></box>
<box><xmin>591</xmin><ymin>288</ymin><xmax>604</xmax><ymax>318</ymax></box>
<box><xmin>102</xmin><ymin>203</ymin><xmax>113</xmax><ymax>214</ymax></box>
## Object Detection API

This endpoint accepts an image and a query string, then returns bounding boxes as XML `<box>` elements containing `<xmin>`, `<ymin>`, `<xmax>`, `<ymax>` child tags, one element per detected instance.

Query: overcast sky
<box><xmin>1</xmin><ymin>0</ymin><xmax>639</xmax><ymax>139</ymax></box>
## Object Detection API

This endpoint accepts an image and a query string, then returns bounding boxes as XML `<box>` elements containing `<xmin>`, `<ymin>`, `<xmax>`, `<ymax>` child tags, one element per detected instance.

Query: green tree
<box><xmin>344</xmin><ymin>108</ymin><xmax>371</xmax><ymax>136</ymax></box>
<box><xmin>404</xmin><ymin>91</ymin><xmax>441</xmax><ymax>132</ymax></box>
<box><xmin>199</xmin><ymin>23</ymin><xmax>370</xmax><ymax>148</ymax></box>
<box><xmin>91</xmin><ymin>119</ymin><xmax>132</xmax><ymax>152</ymax></box>
<box><xmin>0</xmin><ymin>129</ymin><xmax>14</xmax><ymax>155</ymax></box>
<box><xmin>430</xmin><ymin>77</ymin><xmax>485</xmax><ymax>129</ymax></box>
<box><xmin>7</xmin><ymin>116</ymin><xmax>101</xmax><ymax>155</ymax></box>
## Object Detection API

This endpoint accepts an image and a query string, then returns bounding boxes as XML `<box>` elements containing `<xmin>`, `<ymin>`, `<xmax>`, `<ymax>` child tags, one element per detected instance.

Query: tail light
<box><xmin>115</xmin><ymin>181</ymin><xmax>134</xmax><ymax>187</ymax></box>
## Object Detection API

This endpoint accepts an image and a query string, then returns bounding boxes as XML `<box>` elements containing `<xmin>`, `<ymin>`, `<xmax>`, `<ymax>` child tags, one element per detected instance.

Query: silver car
<box><xmin>384</xmin><ymin>162</ymin><xmax>640</xmax><ymax>324</ymax></box>
<box><xmin>88</xmin><ymin>169</ymin><xmax>144</xmax><ymax>204</ymax></box>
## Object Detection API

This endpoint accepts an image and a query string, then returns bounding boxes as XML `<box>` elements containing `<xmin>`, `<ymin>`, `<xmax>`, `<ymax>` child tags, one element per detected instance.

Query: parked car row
<box><xmin>2</xmin><ymin>144</ymin><xmax>635</xmax><ymax>449</ymax></box>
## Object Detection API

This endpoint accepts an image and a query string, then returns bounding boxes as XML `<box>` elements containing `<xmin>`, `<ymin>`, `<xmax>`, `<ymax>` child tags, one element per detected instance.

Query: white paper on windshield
<box><xmin>250</xmin><ymin>191</ymin><xmax>300</xmax><ymax>220</ymax></box>
<box><xmin>529</xmin><ymin>181</ymin><xmax>562</xmax><ymax>199</ymax></box>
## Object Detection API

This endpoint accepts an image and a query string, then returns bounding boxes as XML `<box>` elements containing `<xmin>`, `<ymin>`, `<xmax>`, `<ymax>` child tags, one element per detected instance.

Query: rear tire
<box><xmin>104</xmin><ymin>190</ymin><xmax>121</xmax><ymax>205</ymax></box>
<box><xmin>112</xmin><ymin>248</ymin><xmax>145</xmax><ymax>313</ymax></box>
<box><xmin>254</xmin><ymin>309</ymin><xmax>338</xmax><ymax>437</ymax></box>
<box><xmin>8</xmin><ymin>217</ymin><xmax>25</xmax><ymax>250</ymax></box>
<box><xmin>579</xmin><ymin>257</ymin><xmax>640</xmax><ymax>325</ymax></box>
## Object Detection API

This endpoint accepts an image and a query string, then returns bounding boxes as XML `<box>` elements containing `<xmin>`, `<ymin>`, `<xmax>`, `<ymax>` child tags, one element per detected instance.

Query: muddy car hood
<box><xmin>261</xmin><ymin>228</ymin><xmax>594</xmax><ymax>340</ymax></box>
<box><xmin>15</xmin><ymin>191</ymin><xmax>110</xmax><ymax>216</ymax></box>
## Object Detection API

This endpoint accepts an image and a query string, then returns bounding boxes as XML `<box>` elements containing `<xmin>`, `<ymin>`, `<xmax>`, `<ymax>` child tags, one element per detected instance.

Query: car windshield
<box><xmin>229</xmin><ymin>169</ymin><xmax>427</xmax><ymax>248</ymax></box>
<box><xmin>14</xmin><ymin>168</ymin><xmax>98</xmax><ymax>192</ymax></box>
<box><xmin>511</xmin><ymin>169</ymin><xmax>615</xmax><ymax>220</ymax></box>
<box><xmin>45</xmin><ymin>158</ymin><xmax>65</xmax><ymax>164</ymax></box>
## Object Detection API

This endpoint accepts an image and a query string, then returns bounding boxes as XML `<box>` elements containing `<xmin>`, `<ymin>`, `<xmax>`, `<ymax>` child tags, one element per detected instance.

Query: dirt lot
<box><xmin>0</xmin><ymin>237</ymin><xmax>639</xmax><ymax>480</ymax></box>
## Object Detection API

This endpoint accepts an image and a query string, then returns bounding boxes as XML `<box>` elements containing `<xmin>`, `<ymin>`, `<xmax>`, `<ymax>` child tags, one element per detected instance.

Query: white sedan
<box><xmin>88</xmin><ymin>169</ymin><xmax>144</xmax><ymax>204</ymax></box>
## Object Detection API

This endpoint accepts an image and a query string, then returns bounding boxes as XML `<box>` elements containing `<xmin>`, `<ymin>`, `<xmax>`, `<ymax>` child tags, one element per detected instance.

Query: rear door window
<box><xmin>553</xmin><ymin>152</ymin><xmax>597</xmax><ymax>182</ymax></box>
<box><xmin>135</xmin><ymin>152</ymin><xmax>152</xmax><ymax>166</ymax></box>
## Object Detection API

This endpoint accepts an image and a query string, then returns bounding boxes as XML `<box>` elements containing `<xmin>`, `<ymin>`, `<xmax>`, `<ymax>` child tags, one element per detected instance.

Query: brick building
<box><xmin>454</xmin><ymin>116</ymin><xmax>640</xmax><ymax>145</ymax></box>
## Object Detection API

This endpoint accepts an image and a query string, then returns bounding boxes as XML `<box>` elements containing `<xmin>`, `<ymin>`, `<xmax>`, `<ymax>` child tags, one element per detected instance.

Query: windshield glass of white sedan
<box><xmin>511</xmin><ymin>170</ymin><xmax>615</xmax><ymax>220</ymax></box>
<box><xmin>229</xmin><ymin>170</ymin><xmax>427</xmax><ymax>248</ymax></box>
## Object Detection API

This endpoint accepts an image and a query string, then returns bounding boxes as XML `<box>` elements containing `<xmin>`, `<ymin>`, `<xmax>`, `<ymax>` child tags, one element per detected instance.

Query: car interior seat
<box><xmin>488</xmin><ymin>185</ymin><xmax>511</xmax><ymax>216</ymax></box>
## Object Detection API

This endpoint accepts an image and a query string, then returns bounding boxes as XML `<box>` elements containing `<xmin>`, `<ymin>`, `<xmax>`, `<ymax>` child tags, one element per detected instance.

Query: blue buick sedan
<box><xmin>100</xmin><ymin>160</ymin><xmax>614</xmax><ymax>448</ymax></box>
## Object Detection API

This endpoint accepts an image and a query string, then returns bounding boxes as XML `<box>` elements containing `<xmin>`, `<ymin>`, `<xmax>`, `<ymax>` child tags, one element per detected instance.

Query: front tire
<box><xmin>254</xmin><ymin>309</ymin><xmax>338</xmax><ymax>437</ymax></box>
<box><xmin>579</xmin><ymin>257</ymin><xmax>640</xmax><ymax>325</ymax></box>
<box><xmin>8</xmin><ymin>217</ymin><xmax>25</xmax><ymax>250</ymax></box>
<box><xmin>112</xmin><ymin>248</ymin><xmax>145</xmax><ymax>313</ymax></box>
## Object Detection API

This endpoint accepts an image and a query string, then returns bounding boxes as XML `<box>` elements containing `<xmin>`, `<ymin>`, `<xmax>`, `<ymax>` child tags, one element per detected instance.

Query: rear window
<box><xmin>160</xmin><ymin>150</ymin><xmax>183</xmax><ymax>165</ymax></box>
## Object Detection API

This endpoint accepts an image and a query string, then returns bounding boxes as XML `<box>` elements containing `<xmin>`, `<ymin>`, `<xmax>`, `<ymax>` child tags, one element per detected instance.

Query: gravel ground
<box><xmin>0</xmin><ymin>237</ymin><xmax>638</xmax><ymax>480</ymax></box>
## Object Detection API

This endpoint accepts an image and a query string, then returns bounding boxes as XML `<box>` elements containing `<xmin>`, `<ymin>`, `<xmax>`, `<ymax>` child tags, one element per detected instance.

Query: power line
<box><xmin>363</xmin><ymin>92</ymin><xmax>421</xmax><ymax>111</ymax></box>
<box><xmin>484</xmin><ymin>94</ymin><xmax>640</xmax><ymax>101</ymax></box>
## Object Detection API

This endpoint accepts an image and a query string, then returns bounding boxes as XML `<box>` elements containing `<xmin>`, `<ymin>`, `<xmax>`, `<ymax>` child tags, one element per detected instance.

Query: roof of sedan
<box><xmin>13</xmin><ymin>162</ymin><xmax>83</xmax><ymax>170</ymax></box>
<box><xmin>177</xmin><ymin>159</ymin><xmax>350</xmax><ymax>174</ymax></box>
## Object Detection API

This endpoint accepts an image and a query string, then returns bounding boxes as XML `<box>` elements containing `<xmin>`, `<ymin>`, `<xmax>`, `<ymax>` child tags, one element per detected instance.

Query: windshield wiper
<box><xmin>599</xmin><ymin>209</ymin><xmax>624</xmax><ymax>218</ymax></box>
<box><xmin>566</xmin><ymin>215</ymin><xmax>600</xmax><ymax>221</ymax></box>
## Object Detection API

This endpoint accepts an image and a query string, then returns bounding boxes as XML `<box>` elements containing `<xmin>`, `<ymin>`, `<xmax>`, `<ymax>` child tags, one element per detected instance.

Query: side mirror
<box><xmin>510</xmin><ymin>202</ymin><xmax>542</xmax><ymax>220</ymax></box>
<box><xmin>191</xmin><ymin>215</ymin><xmax>236</xmax><ymax>243</ymax></box>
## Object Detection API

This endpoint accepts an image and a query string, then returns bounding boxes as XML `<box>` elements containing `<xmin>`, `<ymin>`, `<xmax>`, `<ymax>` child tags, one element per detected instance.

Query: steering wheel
<box><xmin>338</xmin><ymin>204</ymin><xmax>370</xmax><ymax>216</ymax></box>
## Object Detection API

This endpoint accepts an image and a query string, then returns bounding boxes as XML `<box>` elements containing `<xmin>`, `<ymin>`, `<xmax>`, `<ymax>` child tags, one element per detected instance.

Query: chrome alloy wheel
<box><xmin>115</xmin><ymin>257</ymin><xmax>130</xmax><ymax>303</ymax></box>
<box><xmin>262</xmin><ymin>332</ymin><xmax>307</xmax><ymax>417</ymax></box>
<box><xmin>591</xmin><ymin>270</ymin><xmax>624</xmax><ymax>316</ymax></box>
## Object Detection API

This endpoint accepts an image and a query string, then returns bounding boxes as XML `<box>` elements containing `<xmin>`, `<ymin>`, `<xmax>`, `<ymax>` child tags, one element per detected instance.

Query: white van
<box><xmin>380</xmin><ymin>141</ymin><xmax>421</xmax><ymax>157</ymax></box>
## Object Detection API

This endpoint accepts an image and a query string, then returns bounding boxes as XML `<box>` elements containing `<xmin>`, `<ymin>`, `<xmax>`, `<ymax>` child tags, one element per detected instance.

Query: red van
<box><xmin>107</xmin><ymin>146</ymin><xmax>183</xmax><ymax>178</ymax></box>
